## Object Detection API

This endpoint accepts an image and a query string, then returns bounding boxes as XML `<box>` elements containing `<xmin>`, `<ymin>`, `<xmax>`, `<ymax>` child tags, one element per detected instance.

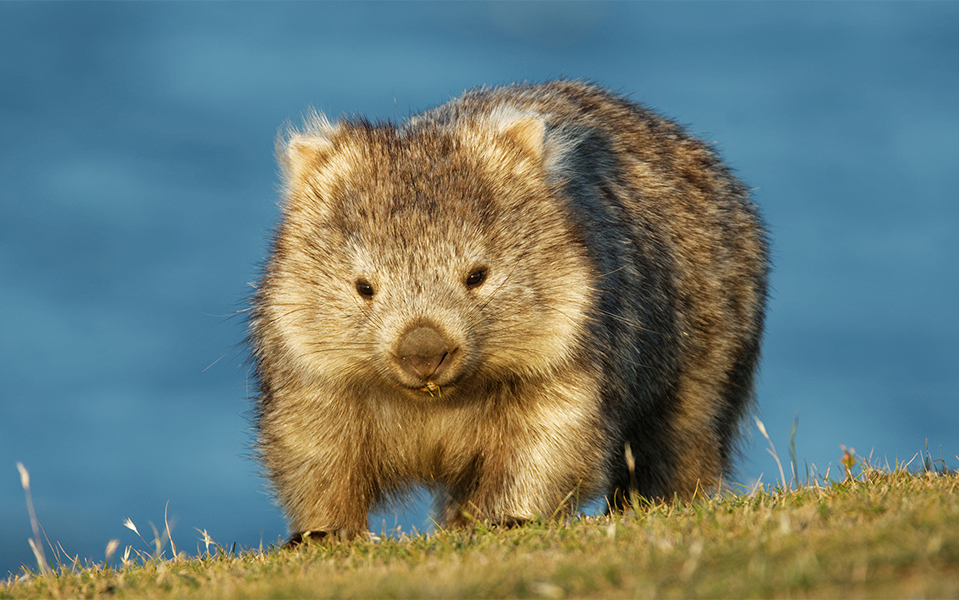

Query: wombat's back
<box><xmin>251</xmin><ymin>81</ymin><xmax>768</xmax><ymax>541</ymax></box>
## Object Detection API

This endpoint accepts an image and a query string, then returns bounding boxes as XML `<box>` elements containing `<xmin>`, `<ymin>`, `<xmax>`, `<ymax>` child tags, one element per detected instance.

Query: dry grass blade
<box><xmin>16</xmin><ymin>463</ymin><xmax>52</xmax><ymax>577</ymax></box>
<box><xmin>755</xmin><ymin>418</ymin><xmax>788</xmax><ymax>489</ymax></box>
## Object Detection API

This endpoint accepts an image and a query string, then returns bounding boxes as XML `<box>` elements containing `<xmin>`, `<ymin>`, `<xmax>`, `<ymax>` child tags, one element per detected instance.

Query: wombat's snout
<box><xmin>396</xmin><ymin>325</ymin><xmax>457</xmax><ymax>383</ymax></box>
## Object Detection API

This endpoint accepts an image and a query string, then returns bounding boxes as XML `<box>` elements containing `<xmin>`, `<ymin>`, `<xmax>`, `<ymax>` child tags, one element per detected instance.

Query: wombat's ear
<box><xmin>277</xmin><ymin>112</ymin><xmax>339</xmax><ymax>184</ymax></box>
<box><xmin>498</xmin><ymin>114</ymin><xmax>546</xmax><ymax>162</ymax></box>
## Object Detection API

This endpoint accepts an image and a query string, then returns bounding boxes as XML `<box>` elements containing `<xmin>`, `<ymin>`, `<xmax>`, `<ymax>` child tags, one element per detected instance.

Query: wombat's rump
<box><xmin>250</xmin><ymin>80</ymin><xmax>768</xmax><ymax>542</ymax></box>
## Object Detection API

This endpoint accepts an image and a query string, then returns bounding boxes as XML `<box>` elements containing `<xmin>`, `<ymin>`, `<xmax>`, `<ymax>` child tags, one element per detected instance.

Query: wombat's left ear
<box><xmin>500</xmin><ymin>114</ymin><xmax>546</xmax><ymax>162</ymax></box>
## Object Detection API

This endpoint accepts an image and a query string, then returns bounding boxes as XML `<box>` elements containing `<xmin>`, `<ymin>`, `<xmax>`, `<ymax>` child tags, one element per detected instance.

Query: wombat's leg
<box><xmin>441</xmin><ymin>463</ymin><xmax>580</xmax><ymax>529</ymax></box>
<box><xmin>444</xmin><ymin>385</ymin><xmax>606</xmax><ymax>528</ymax></box>
<box><xmin>272</xmin><ymin>445</ymin><xmax>377</xmax><ymax>545</ymax></box>
<box><xmin>442</xmin><ymin>420</ymin><xmax>605</xmax><ymax>527</ymax></box>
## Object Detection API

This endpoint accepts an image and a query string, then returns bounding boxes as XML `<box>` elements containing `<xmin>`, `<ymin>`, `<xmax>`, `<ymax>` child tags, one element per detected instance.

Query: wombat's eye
<box><xmin>465</xmin><ymin>268</ymin><xmax>488</xmax><ymax>290</ymax></box>
<box><xmin>355</xmin><ymin>279</ymin><xmax>375</xmax><ymax>299</ymax></box>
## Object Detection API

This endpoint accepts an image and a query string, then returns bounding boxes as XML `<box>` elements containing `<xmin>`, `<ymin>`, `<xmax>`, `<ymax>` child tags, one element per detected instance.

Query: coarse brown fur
<box><xmin>250</xmin><ymin>80</ymin><xmax>769</xmax><ymax>543</ymax></box>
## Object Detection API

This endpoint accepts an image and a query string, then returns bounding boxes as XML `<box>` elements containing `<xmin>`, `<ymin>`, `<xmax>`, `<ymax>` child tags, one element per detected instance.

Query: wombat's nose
<box><xmin>397</xmin><ymin>326</ymin><xmax>454</xmax><ymax>382</ymax></box>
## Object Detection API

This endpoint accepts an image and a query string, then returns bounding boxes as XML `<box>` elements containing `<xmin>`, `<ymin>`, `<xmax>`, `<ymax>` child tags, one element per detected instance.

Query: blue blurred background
<box><xmin>2</xmin><ymin>2</ymin><xmax>957</xmax><ymax>577</ymax></box>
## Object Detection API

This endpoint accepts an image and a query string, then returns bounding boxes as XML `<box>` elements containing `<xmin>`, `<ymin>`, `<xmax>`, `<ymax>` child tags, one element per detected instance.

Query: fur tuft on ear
<box><xmin>501</xmin><ymin>114</ymin><xmax>546</xmax><ymax>162</ymax></box>
<box><xmin>484</xmin><ymin>108</ymin><xmax>546</xmax><ymax>162</ymax></box>
<box><xmin>278</xmin><ymin>111</ymin><xmax>339</xmax><ymax>183</ymax></box>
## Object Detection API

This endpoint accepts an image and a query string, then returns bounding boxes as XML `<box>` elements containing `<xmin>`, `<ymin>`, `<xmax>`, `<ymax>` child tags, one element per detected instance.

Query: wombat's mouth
<box><xmin>418</xmin><ymin>380</ymin><xmax>444</xmax><ymax>398</ymax></box>
<box><xmin>398</xmin><ymin>378</ymin><xmax>459</xmax><ymax>399</ymax></box>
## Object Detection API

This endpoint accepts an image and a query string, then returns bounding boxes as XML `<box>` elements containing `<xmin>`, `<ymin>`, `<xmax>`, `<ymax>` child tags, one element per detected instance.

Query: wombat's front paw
<box><xmin>490</xmin><ymin>517</ymin><xmax>529</xmax><ymax>529</ymax></box>
<box><xmin>447</xmin><ymin>508</ymin><xmax>531</xmax><ymax>530</ymax></box>
<box><xmin>285</xmin><ymin>528</ymin><xmax>367</xmax><ymax>548</ymax></box>
<box><xmin>284</xmin><ymin>530</ymin><xmax>332</xmax><ymax>548</ymax></box>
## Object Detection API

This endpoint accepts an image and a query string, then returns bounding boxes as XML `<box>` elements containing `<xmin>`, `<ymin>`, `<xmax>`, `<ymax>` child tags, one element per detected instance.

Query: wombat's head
<box><xmin>254</xmin><ymin>107</ymin><xmax>595</xmax><ymax>399</ymax></box>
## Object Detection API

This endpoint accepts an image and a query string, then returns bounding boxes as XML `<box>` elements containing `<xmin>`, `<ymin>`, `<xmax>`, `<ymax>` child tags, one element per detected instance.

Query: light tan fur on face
<box><xmin>251</xmin><ymin>81</ymin><xmax>768</xmax><ymax>541</ymax></box>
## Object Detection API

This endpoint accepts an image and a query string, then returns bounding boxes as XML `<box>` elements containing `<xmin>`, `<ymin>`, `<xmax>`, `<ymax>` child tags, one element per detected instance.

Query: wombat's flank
<box><xmin>250</xmin><ymin>80</ymin><xmax>769</xmax><ymax>543</ymax></box>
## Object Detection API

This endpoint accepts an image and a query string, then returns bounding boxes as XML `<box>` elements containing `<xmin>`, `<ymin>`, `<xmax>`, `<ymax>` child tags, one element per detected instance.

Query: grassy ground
<box><xmin>3</xmin><ymin>458</ymin><xmax>958</xmax><ymax>599</ymax></box>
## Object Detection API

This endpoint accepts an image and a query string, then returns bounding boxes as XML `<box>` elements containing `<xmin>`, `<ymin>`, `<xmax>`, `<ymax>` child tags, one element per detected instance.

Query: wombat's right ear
<box><xmin>277</xmin><ymin>112</ymin><xmax>339</xmax><ymax>184</ymax></box>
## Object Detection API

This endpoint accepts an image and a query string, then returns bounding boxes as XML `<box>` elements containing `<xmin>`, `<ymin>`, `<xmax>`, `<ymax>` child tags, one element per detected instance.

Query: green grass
<box><xmin>4</xmin><ymin>456</ymin><xmax>959</xmax><ymax>599</ymax></box>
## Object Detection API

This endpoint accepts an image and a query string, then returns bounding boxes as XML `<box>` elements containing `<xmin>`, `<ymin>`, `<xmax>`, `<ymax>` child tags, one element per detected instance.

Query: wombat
<box><xmin>250</xmin><ymin>80</ymin><xmax>768</xmax><ymax>543</ymax></box>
